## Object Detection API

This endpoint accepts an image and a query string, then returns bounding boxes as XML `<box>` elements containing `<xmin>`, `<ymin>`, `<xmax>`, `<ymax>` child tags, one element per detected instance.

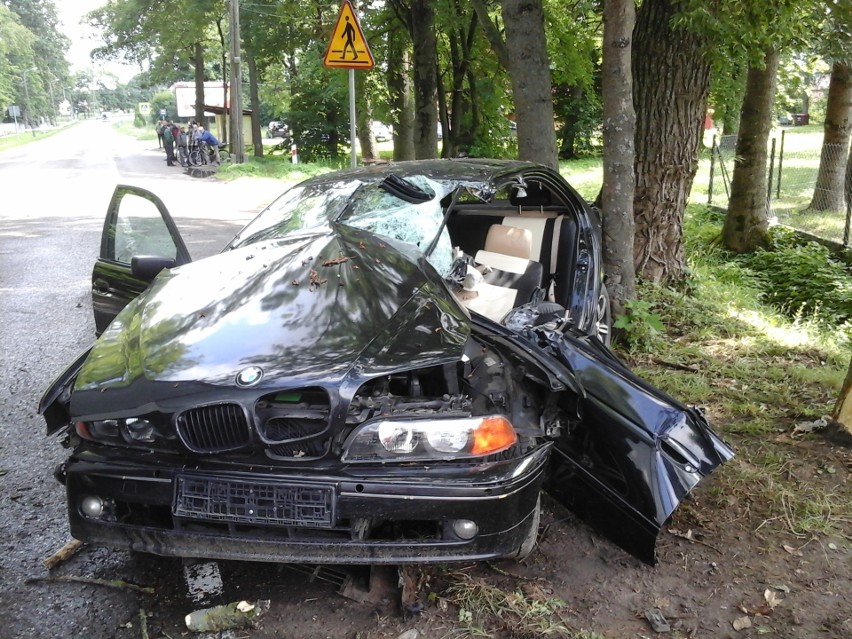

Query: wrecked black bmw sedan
<box><xmin>40</xmin><ymin>159</ymin><xmax>732</xmax><ymax>566</ymax></box>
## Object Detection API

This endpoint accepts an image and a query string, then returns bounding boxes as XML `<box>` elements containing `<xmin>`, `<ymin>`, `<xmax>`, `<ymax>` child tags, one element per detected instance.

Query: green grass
<box><xmin>616</xmin><ymin>203</ymin><xmax>851</xmax><ymax>542</ymax></box>
<box><xmin>216</xmin><ymin>155</ymin><xmax>346</xmax><ymax>182</ymax></box>
<box><xmin>0</xmin><ymin>120</ymin><xmax>78</xmax><ymax>153</ymax></box>
<box><xmin>559</xmin><ymin>157</ymin><xmax>603</xmax><ymax>200</ymax></box>
<box><xmin>112</xmin><ymin>120</ymin><xmax>158</xmax><ymax>141</ymax></box>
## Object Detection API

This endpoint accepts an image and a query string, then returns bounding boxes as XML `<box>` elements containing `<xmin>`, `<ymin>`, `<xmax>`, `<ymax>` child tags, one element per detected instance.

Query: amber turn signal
<box><xmin>471</xmin><ymin>416</ymin><xmax>517</xmax><ymax>455</ymax></box>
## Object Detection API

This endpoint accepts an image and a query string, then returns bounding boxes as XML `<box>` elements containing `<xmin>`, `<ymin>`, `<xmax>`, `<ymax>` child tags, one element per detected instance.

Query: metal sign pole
<box><xmin>323</xmin><ymin>0</ymin><xmax>374</xmax><ymax>169</ymax></box>
<box><xmin>349</xmin><ymin>69</ymin><xmax>357</xmax><ymax>168</ymax></box>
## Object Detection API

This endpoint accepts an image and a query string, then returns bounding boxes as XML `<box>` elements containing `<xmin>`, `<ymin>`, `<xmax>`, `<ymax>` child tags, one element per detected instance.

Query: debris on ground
<box><xmin>184</xmin><ymin>600</ymin><xmax>270</xmax><ymax>633</ymax></box>
<box><xmin>183</xmin><ymin>560</ymin><xmax>225</xmax><ymax>604</ymax></box>
<box><xmin>27</xmin><ymin>575</ymin><xmax>154</xmax><ymax>594</ymax></box>
<box><xmin>42</xmin><ymin>538</ymin><xmax>84</xmax><ymax>570</ymax></box>
<box><xmin>792</xmin><ymin>416</ymin><xmax>829</xmax><ymax>436</ymax></box>
<box><xmin>139</xmin><ymin>608</ymin><xmax>149</xmax><ymax>639</ymax></box>
<box><xmin>732</xmin><ymin>616</ymin><xmax>752</xmax><ymax>631</ymax></box>
<box><xmin>643</xmin><ymin>607</ymin><xmax>671</xmax><ymax>633</ymax></box>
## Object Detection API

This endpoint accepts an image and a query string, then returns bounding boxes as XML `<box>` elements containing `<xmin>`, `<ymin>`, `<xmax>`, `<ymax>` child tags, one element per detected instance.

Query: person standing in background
<box><xmin>176</xmin><ymin>126</ymin><xmax>190</xmax><ymax>167</ymax></box>
<box><xmin>162</xmin><ymin>121</ymin><xmax>176</xmax><ymax>166</ymax></box>
<box><xmin>155</xmin><ymin>119</ymin><xmax>166</xmax><ymax>148</ymax></box>
<box><xmin>196</xmin><ymin>126</ymin><xmax>221</xmax><ymax>164</ymax></box>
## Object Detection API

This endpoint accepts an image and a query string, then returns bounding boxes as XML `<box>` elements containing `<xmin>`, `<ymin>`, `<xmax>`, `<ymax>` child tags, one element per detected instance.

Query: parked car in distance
<box><xmin>267</xmin><ymin>121</ymin><xmax>289</xmax><ymax>139</ymax></box>
<box><xmin>370</xmin><ymin>121</ymin><xmax>392</xmax><ymax>142</ymax></box>
<box><xmin>40</xmin><ymin>159</ymin><xmax>733</xmax><ymax>567</ymax></box>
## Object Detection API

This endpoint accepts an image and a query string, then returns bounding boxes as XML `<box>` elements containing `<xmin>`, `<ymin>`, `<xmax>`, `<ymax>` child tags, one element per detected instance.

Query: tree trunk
<box><xmin>556</xmin><ymin>85</ymin><xmax>584</xmax><ymax>159</ymax></box>
<box><xmin>808</xmin><ymin>61</ymin><xmax>852</xmax><ymax>211</ymax></box>
<box><xmin>501</xmin><ymin>0</ymin><xmax>558</xmax><ymax>169</ymax></box>
<box><xmin>471</xmin><ymin>0</ymin><xmax>509</xmax><ymax>69</ymax></box>
<box><xmin>194</xmin><ymin>42</ymin><xmax>206</xmax><ymax>125</ymax></box>
<box><xmin>246</xmin><ymin>46</ymin><xmax>263</xmax><ymax>158</ymax></box>
<box><xmin>601</xmin><ymin>0</ymin><xmax>636</xmax><ymax>317</ymax></box>
<box><xmin>722</xmin><ymin>48</ymin><xmax>779</xmax><ymax>253</ymax></box>
<box><xmin>632</xmin><ymin>0</ymin><xmax>711</xmax><ymax>283</ymax></box>
<box><xmin>356</xmin><ymin>73</ymin><xmax>376</xmax><ymax>161</ymax></box>
<box><xmin>410</xmin><ymin>0</ymin><xmax>438</xmax><ymax>159</ymax></box>
<box><xmin>387</xmin><ymin>28</ymin><xmax>415</xmax><ymax>161</ymax></box>
<box><xmin>216</xmin><ymin>17</ymin><xmax>228</xmax><ymax>143</ymax></box>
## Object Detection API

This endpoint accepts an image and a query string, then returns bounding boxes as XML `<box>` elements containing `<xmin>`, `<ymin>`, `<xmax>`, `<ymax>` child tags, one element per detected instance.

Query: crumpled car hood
<box><xmin>74</xmin><ymin>225</ymin><xmax>470</xmax><ymax>396</ymax></box>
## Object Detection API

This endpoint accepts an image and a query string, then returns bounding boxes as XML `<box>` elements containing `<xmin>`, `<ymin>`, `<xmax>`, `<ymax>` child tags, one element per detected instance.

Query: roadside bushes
<box><xmin>684</xmin><ymin>206</ymin><xmax>851</xmax><ymax>335</ymax></box>
<box><xmin>739</xmin><ymin>228</ymin><xmax>852</xmax><ymax>331</ymax></box>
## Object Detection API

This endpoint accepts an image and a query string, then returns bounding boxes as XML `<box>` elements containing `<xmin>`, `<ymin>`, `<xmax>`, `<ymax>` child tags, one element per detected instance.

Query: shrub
<box><xmin>738</xmin><ymin>228</ymin><xmax>852</xmax><ymax>329</ymax></box>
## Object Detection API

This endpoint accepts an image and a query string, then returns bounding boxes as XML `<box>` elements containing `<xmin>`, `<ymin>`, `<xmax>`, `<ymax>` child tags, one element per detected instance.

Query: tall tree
<box><xmin>471</xmin><ymin>0</ymin><xmax>558</xmax><ymax>167</ymax></box>
<box><xmin>500</xmin><ymin>0</ymin><xmax>558</xmax><ymax>168</ymax></box>
<box><xmin>632</xmin><ymin>0</ymin><xmax>711</xmax><ymax>282</ymax></box>
<box><xmin>386</xmin><ymin>24</ymin><xmax>415</xmax><ymax>160</ymax></box>
<box><xmin>600</xmin><ymin>0</ymin><xmax>636</xmax><ymax>316</ymax></box>
<box><xmin>722</xmin><ymin>48</ymin><xmax>780</xmax><ymax>252</ymax></box>
<box><xmin>720</xmin><ymin>0</ymin><xmax>822</xmax><ymax>253</ymax></box>
<box><xmin>0</xmin><ymin>6</ymin><xmax>37</xmax><ymax>109</ymax></box>
<box><xmin>806</xmin><ymin>0</ymin><xmax>852</xmax><ymax>211</ymax></box>
<box><xmin>807</xmin><ymin>60</ymin><xmax>851</xmax><ymax>211</ymax></box>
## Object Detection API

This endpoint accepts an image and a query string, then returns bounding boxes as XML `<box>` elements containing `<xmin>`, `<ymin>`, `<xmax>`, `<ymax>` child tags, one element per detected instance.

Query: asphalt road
<box><xmin>0</xmin><ymin>121</ymin><xmax>346</xmax><ymax>639</ymax></box>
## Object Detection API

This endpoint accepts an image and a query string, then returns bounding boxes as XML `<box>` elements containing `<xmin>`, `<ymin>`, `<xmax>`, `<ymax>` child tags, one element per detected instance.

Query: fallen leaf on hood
<box><xmin>321</xmin><ymin>256</ymin><xmax>351</xmax><ymax>266</ymax></box>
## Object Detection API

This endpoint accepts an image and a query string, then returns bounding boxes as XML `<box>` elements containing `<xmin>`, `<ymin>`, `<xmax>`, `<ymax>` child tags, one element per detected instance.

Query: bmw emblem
<box><xmin>236</xmin><ymin>366</ymin><xmax>263</xmax><ymax>387</ymax></box>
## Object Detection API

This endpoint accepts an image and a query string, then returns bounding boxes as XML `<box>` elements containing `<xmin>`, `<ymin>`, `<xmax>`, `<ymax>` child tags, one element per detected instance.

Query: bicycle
<box><xmin>188</xmin><ymin>142</ymin><xmax>230</xmax><ymax>167</ymax></box>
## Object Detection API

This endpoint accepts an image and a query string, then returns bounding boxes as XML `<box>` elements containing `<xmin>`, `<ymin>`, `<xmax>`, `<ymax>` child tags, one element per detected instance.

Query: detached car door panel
<box><xmin>93</xmin><ymin>185</ymin><xmax>191</xmax><ymax>334</ymax></box>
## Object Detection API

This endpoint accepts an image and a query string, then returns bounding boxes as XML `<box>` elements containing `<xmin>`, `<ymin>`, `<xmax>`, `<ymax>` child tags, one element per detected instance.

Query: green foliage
<box><xmin>133</xmin><ymin>105</ymin><xmax>146</xmax><ymax>127</ymax></box>
<box><xmin>149</xmin><ymin>90</ymin><xmax>178</xmax><ymax>124</ymax></box>
<box><xmin>683</xmin><ymin>207</ymin><xmax>852</xmax><ymax>335</ymax></box>
<box><xmin>0</xmin><ymin>1</ymin><xmax>69</xmax><ymax>124</ymax></box>
<box><xmin>618</xmin><ymin>205</ymin><xmax>848</xmax><ymax>443</ymax></box>
<box><xmin>738</xmin><ymin>228</ymin><xmax>852</xmax><ymax>330</ymax></box>
<box><xmin>613</xmin><ymin>298</ymin><xmax>665</xmax><ymax>352</ymax></box>
<box><xmin>285</xmin><ymin>54</ymin><xmax>348</xmax><ymax>162</ymax></box>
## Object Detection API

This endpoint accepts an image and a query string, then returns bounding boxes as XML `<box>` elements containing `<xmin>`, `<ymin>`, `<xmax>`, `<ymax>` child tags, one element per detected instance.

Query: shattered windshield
<box><xmin>339</xmin><ymin>175</ymin><xmax>455</xmax><ymax>275</ymax></box>
<box><xmin>230</xmin><ymin>180</ymin><xmax>362</xmax><ymax>248</ymax></box>
<box><xmin>230</xmin><ymin>174</ymin><xmax>461</xmax><ymax>275</ymax></box>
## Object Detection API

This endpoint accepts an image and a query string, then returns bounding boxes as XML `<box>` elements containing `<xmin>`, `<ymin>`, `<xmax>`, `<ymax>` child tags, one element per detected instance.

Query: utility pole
<box><xmin>229</xmin><ymin>0</ymin><xmax>245</xmax><ymax>163</ymax></box>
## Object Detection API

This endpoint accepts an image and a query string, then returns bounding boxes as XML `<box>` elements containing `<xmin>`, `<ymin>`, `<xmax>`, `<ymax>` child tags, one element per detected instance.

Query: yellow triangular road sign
<box><xmin>323</xmin><ymin>1</ymin><xmax>375</xmax><ymax>69</ymax></box>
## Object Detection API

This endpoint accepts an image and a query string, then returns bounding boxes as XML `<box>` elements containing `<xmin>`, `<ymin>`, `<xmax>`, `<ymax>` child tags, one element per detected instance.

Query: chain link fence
<box><xmin>708</xmin><ymin>131</ymin><xmax>852</xmax><ymax>247</ymax></box>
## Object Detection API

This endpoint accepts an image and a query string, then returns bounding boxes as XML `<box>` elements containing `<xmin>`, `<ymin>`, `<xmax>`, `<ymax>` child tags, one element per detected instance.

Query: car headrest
<box><xmin>484</xmin><ymin>224</ymin><xmax>533</xmax><ymax>260</ymax></box>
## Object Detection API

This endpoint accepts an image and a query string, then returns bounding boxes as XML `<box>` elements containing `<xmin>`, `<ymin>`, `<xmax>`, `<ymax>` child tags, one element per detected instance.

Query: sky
<box><xmin>56</xmin><ymin>0</ymin><xmax>138</xmax><ymax>83</ymax></box>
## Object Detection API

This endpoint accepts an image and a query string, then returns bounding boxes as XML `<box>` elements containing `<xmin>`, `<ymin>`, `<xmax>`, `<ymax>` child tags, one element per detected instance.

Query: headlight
<box><xmin>120</xmin><ymin>418</ymin><xmax>156</xmax><ymax>443</ymax></box>
<box><xmin>76</xmin><ymin>417</ymin><xmax>169</xmax><ymax>446</ymax></box>
<box><xmin>342</xmin><ymin>415</ymin><xmax>517</xmax><ymax>463</ymax></box>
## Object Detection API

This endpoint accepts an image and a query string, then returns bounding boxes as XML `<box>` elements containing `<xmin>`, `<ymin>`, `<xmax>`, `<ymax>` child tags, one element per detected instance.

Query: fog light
<box><xmin>451</xmin><ymin>519</ymin><xmax>479</xmax><ymax>540</ymax></box>
<box><xmin>81</xmin><ymin>495</ymin><xmax>105</xmax><ymax>518</ymax></box>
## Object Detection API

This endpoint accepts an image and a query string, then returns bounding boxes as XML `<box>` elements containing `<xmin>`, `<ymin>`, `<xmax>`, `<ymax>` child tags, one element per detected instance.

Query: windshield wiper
<box><xmin>424</xmin><ymin>187</ymin><xmax>463</xmax><ymax>257</ymax></box>
<box><xmin>379</xmin><ymin>174</ymin><xmax>435</xmax><ymax>203</ymax></box>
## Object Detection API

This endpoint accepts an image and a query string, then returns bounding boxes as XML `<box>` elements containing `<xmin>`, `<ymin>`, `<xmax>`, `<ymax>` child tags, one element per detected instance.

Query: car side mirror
<box><xmin>131</xmin><ymin>255</ymin><xmax>177</xmax><ymax>282</ymax></box>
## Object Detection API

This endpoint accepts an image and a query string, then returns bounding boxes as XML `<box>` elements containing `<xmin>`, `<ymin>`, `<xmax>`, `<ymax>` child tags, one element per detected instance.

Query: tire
<box><xmin>514</xmin><ymin>496</ymin><xmax>541</xmax><ymax>561</ymax></box>
<box><xmin>218</xmin><ymin>149</ymin><xmax>231</xmax><ymax>164</ymax></box>
<box><xmin>594</xmin><ymin>283</ymin><xmax>612</xmax><ymax>346</ymax></box>
<box><xmin>188</xmin><ymin>148</ymin><xmax>203</xmax><ymax>166</ymax></box>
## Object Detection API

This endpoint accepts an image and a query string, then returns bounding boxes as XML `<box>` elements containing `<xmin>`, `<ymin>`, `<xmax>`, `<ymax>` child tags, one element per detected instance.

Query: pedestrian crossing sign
<box><xmin>323</xmin><ymin>0</ymin><xmax>375</xmax><ymax>69</ymax></box>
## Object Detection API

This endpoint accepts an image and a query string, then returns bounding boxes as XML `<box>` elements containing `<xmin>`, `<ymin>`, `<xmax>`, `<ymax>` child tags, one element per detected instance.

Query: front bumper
<box><xmin>60</xmin><ymin>445</ymin><xmax>549</xmax><ymax>564</ymax></box>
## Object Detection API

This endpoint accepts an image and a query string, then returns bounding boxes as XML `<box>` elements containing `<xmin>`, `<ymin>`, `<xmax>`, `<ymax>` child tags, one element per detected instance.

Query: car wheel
<box><xmin>514</xmin><ymin>496</ymin><xmax>541</xmax><ymax>560</ymax></box>
<box><xmin>594</xmin><ymin>283</ymin><xmax>612</xmax><ymax>346</ymax></box>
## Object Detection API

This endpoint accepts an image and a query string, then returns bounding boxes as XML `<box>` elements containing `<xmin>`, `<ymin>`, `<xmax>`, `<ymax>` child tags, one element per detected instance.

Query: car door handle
<box><xmin>93</xmin><ymin>279</ymin><xmax>110</xmax><ymax>295</ymax></box>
